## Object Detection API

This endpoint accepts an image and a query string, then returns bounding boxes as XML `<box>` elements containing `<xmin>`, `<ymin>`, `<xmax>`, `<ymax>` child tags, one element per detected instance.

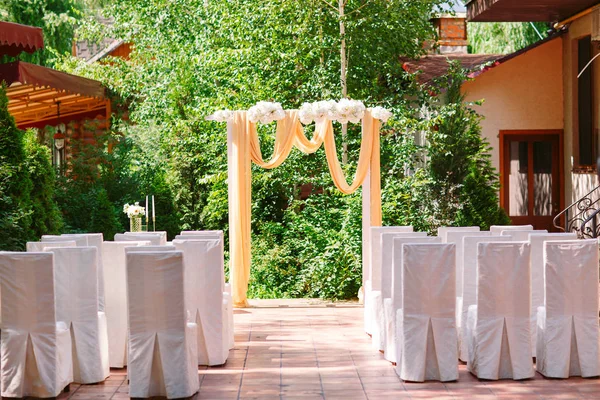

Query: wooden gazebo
<box><xmin>0</xmin><ymin>61</ymin><xmax>109</xmax><ymax>129</ymax></box>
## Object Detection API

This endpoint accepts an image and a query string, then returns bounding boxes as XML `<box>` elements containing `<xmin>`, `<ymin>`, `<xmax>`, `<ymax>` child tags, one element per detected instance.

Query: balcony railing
<box><xmin>553</xmin><ymin>184</ymin><xmax>600</xmax><ymax>238</ymax></box>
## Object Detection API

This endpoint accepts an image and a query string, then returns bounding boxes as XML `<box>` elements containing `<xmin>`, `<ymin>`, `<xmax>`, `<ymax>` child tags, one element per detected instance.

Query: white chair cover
<box><xmin>173</xmin><ymin>239</ymin><xmax>228</xmax><ymax>365</ymax></box>
<box><xmin>45</xmin><ymin>247</ymin><xmax>109</xmax><ymax>384</ymax></box>
<box><xmin>114</xmin><ymin>233</ymin><xmax>163</xmax><ymax>246</ymax></box>
<box><xmin>369</xmin><ymin>232</ymin><xmax>426</xmax><ymax>350</ymax></box>
<box><xmin>459</xmin><ymin>235</ymin><xmax>512</xmax><ymax>362</ymax></box>
<box><xmin>489</xmin><ymin>225</ymin><xmax>533</xmax><ymax>235</ymax></box>
<box><xmin>102</xmin><ymin>240</ymin><xmax>151</xmax><ymax>367</ymax></box>
<box><xmin>124</xmin><ymin>231</ymin><xmax>168</xmax><ymax>245</ymax></box>
<box><xmin>536</xmin><ymin>239</ymin><xmax>600</xmax><ymax>378</ymax></box>
<box><xmin>500</xmin><ymin>230</ymin><xmax>547</xmax><ymax>241</ymax></box>
<box><xmin>181</xmin><ymin>230</ymin><xmax>223</xmax><ymax>236</ymax></box>
<box><xmin>466</xmin><ymin>241</ymin><xmax>534</xmax><ymax>380</ymax></box>
<box><xmin>446</xmin><ymin>231</ymin><xmax>491</xmax><ymax>335</ymax></box>
<box><xmin>369</xmin><ymin>227</ymin><xmax>414</xmax><ymax>293</ymax></box>
<box><xmin>174</xmin><ymin>234</ymin><xmax>222</xmax><ymax>241</ymax></box>
<box><xmin>436</xmin><ymin>226</ymin><xmax>480</xmax><ymax>243</ymax></box>
<box><xmin>383</xmin><ymin>236</ymin><xmax>441</xmax><ymax>362</ymax></box>
<box><xmin>528</xmin><ymin>233</ymin><xmax>577</xmax><ymax>356</ymax></box>
<box><xmin>0</xmin><ymin>252</ymin><xmax>72</xmax><ymax>398</ymax></box>
<box><xmin>61</xmin><ymin>233</ymin><xmax>106</xmax><ymax>312</ymax></box>
<box><xmin>42</xmin><ymin>234</ymin><xmax>87</xmax><ymax>246</ymax></box>
<box><xmin>395</xmin><ymin>243</ymin><xmax>458</xmax><ymax>382</ymax></box>
<box><xmin>126</xmin><ymin>245</ymin><xmax>177</xmax><ymax>252</ymax></box>
<box><xmin>126</xmin><ymin>251</ymin><xmax>199</xmax><ymax>399</ymax></box>
<box><xmin>27</xmin><ymin>240</ymin><xmax>76</xmax><ymax>252</ymax></box>
<box><xmin>223</xmin><ymin>283</ymin><xmax>235</xmax><ymax>350</ymax></box>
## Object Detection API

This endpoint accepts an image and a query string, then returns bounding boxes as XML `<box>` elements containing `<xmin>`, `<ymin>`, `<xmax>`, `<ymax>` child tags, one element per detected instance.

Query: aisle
<box><xmin>54</xmin><ymin>301</ymin><xmax>598</xmax><ymax>399</ymax></box>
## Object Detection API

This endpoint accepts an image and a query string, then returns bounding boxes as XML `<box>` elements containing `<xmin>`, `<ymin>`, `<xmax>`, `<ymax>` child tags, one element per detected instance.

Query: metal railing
<box><xmin>553</xmin><ymin>184</ymin><xmax>600</xmax><ymax>238</ymax></box>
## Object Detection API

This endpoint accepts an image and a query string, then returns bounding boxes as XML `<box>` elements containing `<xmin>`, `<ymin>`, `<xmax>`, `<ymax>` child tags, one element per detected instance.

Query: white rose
<box><xmin>206</xmin><ymin>109</ymin><xmax>234</xmax><ymax>122</ymax></box>
<box><xmin>299</xmin><ymin>103</ymin><xmax>315</xmax><ymax>125</ymax></box>
<box><xmin>371</xmin><ymin>106</ymin><xmax>393</xmax><ymax>123</ymax></box>
<box><xmin>248</xmin><ymin>101</ymin><xmax>286</xmax><ymax>124</ymax></box>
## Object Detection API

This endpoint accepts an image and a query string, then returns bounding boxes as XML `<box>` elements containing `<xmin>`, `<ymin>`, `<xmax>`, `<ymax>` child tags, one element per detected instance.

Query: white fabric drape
<box><xmin>396</xmin><ymin>243</ymin><xmax>458</xmax><ymax>382</ymax></box>
<box><xmin>466</xmin><ymin>241</ymin><xmax>534</xmax><ymax>380</ymax></box>
<box><xmin>0</xmin><ymin>252</ymin><xmax>73</xmax><ymax>398</ymax></box>
<box><xmin>536</xmin><ymin>239</ymin><xmax>600</xmax><ymax>378</ymax></box>
<box><xmin>46</xmin><ymin>247</ymin><xmax>109</xmax><ymax>384</ymax></box>
<box><xmin>102</xmin><ymin>240</ymin><xmax>151</xmax><ymax>367</ymax></box>
<box><xmin>383</xmin><ymin>236</ymin><xmax>441</xmax><ymax>362</ymax></box>
<box><xmin>459</xmin><ymin>235</ymin><xmax>510</xmax><ymax>362</ymax></box>
<box><xmin>126</xmin><ymin>251</ymin><xmax>199</xmax><ymax>399</ymax></box>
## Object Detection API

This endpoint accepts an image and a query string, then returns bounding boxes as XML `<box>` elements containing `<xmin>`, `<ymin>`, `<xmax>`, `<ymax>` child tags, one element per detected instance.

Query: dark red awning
<box><xmin>0</xmin><ymin>61</ymin><xmax>105</xmax><ymax>98</ymax></box>
<box><xmin>0</xmin><ymin>21</ymin><xmax>44</xmax><ymax>56</ymax></box>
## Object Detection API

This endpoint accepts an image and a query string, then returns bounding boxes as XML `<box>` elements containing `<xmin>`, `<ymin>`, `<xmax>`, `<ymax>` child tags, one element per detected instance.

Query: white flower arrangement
<box><xmin>207</xmin><ymin>101</ymin><xmax>393</xmax><ymax>125</ymax></box>
<box><xmin>331</xmin><ymin>98</ymin><xmax>366</xmax><ymax>124</ymax></box>
<box><xmin>298</xmin><ymin>100</ymin><xmax>337</xmax><ymax>125</ymax></box>
<box><xmin>206</xmin><ymin>109</ymin><xmax>234</xmax><ymax>122</ymax></box>
<box><xmin>123</xmin><ymin>202</ymin><xmax>146</xmax><ymax>218</ymax></box>
<box><xmin>370</xmin><ymin>106</ymin><xmax>393</xmax><ymax>123</ymax></box>
<box><xmin>247</xmin><ymin>101</ymin><xmax>286</xmax><ymax>124</ymax></box>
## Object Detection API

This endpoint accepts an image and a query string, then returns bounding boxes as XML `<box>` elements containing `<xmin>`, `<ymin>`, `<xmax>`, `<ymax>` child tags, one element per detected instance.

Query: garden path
<box><xmin>50</xmin><ymin>300</ymin><xmax>599</xmax><ymax>399</ymax></box>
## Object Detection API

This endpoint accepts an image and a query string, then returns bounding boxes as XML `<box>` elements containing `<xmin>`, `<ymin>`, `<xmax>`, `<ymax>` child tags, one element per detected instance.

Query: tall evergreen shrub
<box><xmin>0</xmin><ymin>87</ymin><xmax>32</xmax><ymax>250</ymax></box>
<box><xmin>23</xmin><ymin>129</ymin><xmax>64</xmax><ymax>237</ymax></box>
<box><xmin>386</xmin><ymin>62</ymin><xmax>510</xmax><ymax>233</ymax></box>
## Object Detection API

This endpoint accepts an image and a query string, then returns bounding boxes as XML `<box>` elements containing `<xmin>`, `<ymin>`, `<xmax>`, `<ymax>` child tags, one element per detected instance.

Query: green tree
<box><xmin>0</xmin><ymin>0</ymin><xmax>83</xmax><ymax>66</ymax></box>
<box><xmin>387</xmin><ymin>62</ymin><xmax>509</xmax><ymax>233</ymax></box>
<box><xmin>468</xmin><ymin>22</ymin><xmax>549</xmax><ymax>54</ymax></box>
<box><xmin>22</xmin><ymin>129</ymin><xmax>64</xmax><ymax>237</ymax></box>
<box><xmin>0</xmin><ymin>87</ymin><xmax>32</xmax><ymax>250</ymax></box>
<box><xmin>49</xmin><ymin>0</ymin><xmax>510</xmax><ymax>300</ymax></box>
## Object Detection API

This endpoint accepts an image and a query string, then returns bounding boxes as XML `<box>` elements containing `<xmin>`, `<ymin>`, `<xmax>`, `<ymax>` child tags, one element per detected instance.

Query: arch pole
<box><xmin>362</xmin><ymin>122</ymin><xmax>382</xmax><ymax>298</ymax></box>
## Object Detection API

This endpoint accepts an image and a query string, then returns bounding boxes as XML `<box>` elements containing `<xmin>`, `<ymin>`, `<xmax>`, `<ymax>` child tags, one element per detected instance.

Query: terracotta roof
<box><xmin>401</xmin><ymin>32</ymin><xmax>564</xmax><ymax>84</ymax></box>
<box><xmin>0</xmin><ymin>21</ymin><xmax>44</xmax><ymax>56</ymax></box>
<box><xmin>400</xmin><ymin>53</ymin><xmax>501</xmax><ymax>83</ymax></box>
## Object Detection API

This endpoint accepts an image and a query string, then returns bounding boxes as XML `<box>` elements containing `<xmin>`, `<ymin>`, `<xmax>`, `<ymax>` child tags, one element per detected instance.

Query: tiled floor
<box><xmin>51</xmin><ymin>302</ymin><xmax>598</xmax><ymax>400</ymax></box>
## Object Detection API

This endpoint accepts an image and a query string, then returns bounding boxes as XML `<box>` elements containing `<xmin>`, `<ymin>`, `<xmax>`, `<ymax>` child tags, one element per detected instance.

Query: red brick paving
<box><xmin>42</xmin><ymin>304</ymin><xmax>599</xmax><ymax>399</ymax></box>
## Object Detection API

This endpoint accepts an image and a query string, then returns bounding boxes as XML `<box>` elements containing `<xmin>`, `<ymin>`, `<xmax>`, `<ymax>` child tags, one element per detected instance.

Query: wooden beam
<box><xmin>14</xmin><ymin>102</ymin><xmax>106</xmax><ymax>126</ymax></box>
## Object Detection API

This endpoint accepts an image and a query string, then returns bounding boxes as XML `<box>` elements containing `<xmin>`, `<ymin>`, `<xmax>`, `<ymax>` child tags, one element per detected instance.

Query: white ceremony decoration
<box><xmin>330</xmin><ymin>98</ymin><xmax>366</xmax><ymax>124</ymax></box>
<box><xmin>206</xmin><ymin>101</ymin><xmax>392</xmax><ymax>125</ymax></box>
<box><xmin>247</xmin><ymin>101</ymin><xmax>286</xmax><ymax>124</ymax></box>
<box><xmin>206</xmin><ymin>109</ymin><xmax>234</xmax><ymax>122</ymax></box>
<box><xmin>370</xmin><ymin>106</ymin><xmax>393</xmax><ymax>123</ymax></box>
<box><xmin>205</xmin><ymin>99</ymin><xmax>398</xmax><ymax>306</ymax></box>
<box><xmin>123</xmin><ymin>202</ymin><xmax>146</xmax><ymax>218</ymax></box>
<box><xmin>299</xmin><ymin>100</ymin><xmax>337</xmax><ymax>125</ymax></box>
<box><xmin>123</xmin><ymin>202</ymin><xmax>146</xmax><ymax>232</ymax></box>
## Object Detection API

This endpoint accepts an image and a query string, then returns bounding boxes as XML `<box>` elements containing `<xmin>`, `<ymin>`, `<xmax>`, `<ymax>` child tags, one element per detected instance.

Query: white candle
<box><xmin>152</xmin><ymin>195</ymin><xmax>155</xmax><ymax>220</ymax></box>
<box><xmin>145</xmin><ymin>196</ymin><xmax>148</xmax><ymax>223</ymax></box>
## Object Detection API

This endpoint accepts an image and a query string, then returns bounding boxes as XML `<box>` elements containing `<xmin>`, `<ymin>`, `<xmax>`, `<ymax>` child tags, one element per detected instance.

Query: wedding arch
<box><xmin>208</xmin><ymin>100</ymin><xmax>391</xmax><ymax>307</ymax></box>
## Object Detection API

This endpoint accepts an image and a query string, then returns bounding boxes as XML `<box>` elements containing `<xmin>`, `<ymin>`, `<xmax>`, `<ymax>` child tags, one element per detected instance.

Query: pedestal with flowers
<box><xmin>123</xmin><ymin>202</ymin><xmax>146</xmax><ymax>232</ymax></box>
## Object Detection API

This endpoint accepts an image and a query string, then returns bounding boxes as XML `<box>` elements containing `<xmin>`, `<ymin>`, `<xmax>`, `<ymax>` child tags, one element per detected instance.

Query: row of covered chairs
<box><xmin>365</xmin><ymin>225</ymin><xmax>600</xmax><ymax>382</ymax></box>
<box><xmin>0</xmin><ymin>230</ymin><xmax>232</xmax><ymax>399</ymax></box>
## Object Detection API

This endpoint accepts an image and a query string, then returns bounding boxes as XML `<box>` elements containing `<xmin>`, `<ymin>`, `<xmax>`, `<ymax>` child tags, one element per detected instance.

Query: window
<box><xmin>577</xmin><ymin>35</ymin><xmax>595</xmax><ymax>166</ymax></box>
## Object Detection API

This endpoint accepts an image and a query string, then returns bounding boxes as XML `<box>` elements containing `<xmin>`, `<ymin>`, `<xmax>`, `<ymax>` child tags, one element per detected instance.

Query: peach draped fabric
<box><xmin>228</xmin><ymin>110</ymin><xmax>382</xmax><ymax>307</ymax></box>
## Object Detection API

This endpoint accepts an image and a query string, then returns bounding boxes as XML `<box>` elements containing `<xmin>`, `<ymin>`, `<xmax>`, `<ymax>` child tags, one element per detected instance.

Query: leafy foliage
<box><xmin>3</xmin><ymin>1</ymin><xmax>509</xmax><ymax>299</ymax></box>
<box><xmin>22</xmin><ymin>129</ymin><xmax>64</xmax><ymax>238</ymax></box>
<box><xmin>384</xmin><ymin>62</ymin><xmax>510</xmax><ymax>234</ymax></box>
<box><xmin>0</xmin><ymin>0</ymin><xmax>84</xmax><ymax>66</ymax></box>
<box><xmin>468</xmin><ymin>22</ymin><xmax>549</xmax><ymax>54</ymax></box>
<box><xmin>0</xmin><ymin>87</ymin><xmax>32</xmax><ymax>250</ymax></box>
